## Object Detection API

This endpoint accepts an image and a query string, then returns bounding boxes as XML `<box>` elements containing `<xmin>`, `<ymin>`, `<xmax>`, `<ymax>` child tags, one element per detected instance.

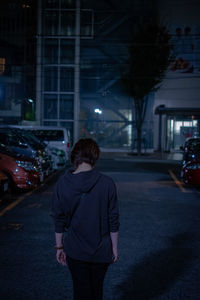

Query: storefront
<box><xmin>155</xmin><ymin>106</ymin><xmax>200</xmax><ymax>151</ymax></box>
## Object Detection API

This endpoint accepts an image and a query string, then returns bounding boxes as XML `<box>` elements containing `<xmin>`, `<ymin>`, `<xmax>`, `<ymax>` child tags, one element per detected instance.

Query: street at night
<box><xmin>1</xmin><ymin>156</ymin><xmax>200</xmax><ymax>300</ymax></box>
<box><xmin>1</xmin><ymin>0</ymin><xmax>200</xmax><ymax>299</ymax></box>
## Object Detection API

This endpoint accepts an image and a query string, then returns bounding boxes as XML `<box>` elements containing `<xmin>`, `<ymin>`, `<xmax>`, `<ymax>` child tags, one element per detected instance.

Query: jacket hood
<box><xmin>64</xmin><ymin>167</ymin><xmax>101</xmax><ymax>193</ymax></box>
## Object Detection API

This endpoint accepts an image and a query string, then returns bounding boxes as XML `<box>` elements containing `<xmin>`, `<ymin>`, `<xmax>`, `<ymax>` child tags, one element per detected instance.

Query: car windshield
<box><xmin>0</xmin><ymin>128</ymin><xmax>45</xmax><ymax>150</ymax></box>
<box><xmin>187</xmin><ymin>138</ymin><xmax>200</xmax><ymax>145</ymax></box>
<box><xmin>0</xmin><ymin>130</ymin><xmax>26</xmax><ymax>147</ymax></box>
<box><xmin>17</xmin><ymin>130</ymin><xmax>45</xmax><ymax>148</ymax></box>
<box><xmin>0</xmin><ymin>142</ymin><xmax>18</xmax><ymax>157</ymax></box>
<box><xmin>28</xmin><ymin>129</ymin><xmax>64</xmax><ymax>142</ymax></box>
<box><xmin>189</xmin><ymin>142</ymin><xmax>200</xmax><ymax>153</ymax></box>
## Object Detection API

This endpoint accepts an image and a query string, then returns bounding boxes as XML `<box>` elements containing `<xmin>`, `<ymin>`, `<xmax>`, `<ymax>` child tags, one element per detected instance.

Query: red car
<box><xmin>182</xmin><ymin>160</ymin><xmax>200</xmax><ymax>186</ymax></box>
<box><xmin>0</xmin><ymin>145</ymin><xmax>41</xmax><ymax>190</ymax></box>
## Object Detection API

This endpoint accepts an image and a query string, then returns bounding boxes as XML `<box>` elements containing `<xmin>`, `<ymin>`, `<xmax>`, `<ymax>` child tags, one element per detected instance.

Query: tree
<box><xmin>121</xmin><ymin>20</ymin><xmax>172</xmax><ymax>155</ymax></box>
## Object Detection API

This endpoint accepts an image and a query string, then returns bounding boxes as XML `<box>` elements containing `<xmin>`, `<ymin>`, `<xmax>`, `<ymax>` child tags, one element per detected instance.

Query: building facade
<box><xmin>36</xmin><ymin>0</ymin><xmax>155</xmax><ymax>148</ymax></box>
<box><xmin>1</xmin><ymin>0</ymin><xmax>200</xmax><ymax>151</ymax></box>
<box><xmin>0</xmin><ymin>0</ymin><xmax>36</xmax><ymax>124</ymax></box>
<box><xmin>154</xmin><ymin>0</ymin><xmax>200</xmax><ymax>151</ymax></box>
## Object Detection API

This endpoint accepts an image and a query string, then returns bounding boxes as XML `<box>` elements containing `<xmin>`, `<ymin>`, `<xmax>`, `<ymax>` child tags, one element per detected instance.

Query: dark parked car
<box><xmin>182</xmin><ymin>159</ymin><xmax>200</xmax><ymax>186</ymax></box>
<box><xmin>180</xmin><ymin>138</ymin><xmax>200</xmax><ymax>184</ymax></box>
<box><xmin>9</xmin><ymin>125</ymin><xmax>69</xmax><ymax>169</ymax></box>
<box><xmin>0</xmin><ymin>144</ymin><xmax>41</xmax><ymax>190</ymax></box>
<box><xmin>182</xmin><ymin>137</ymin><xmax>200</xmax><ymax>164</ymax></box>
<box><xmin>9</xmin><ymin>126</ymin><xmax>66</xmax><ymax>170</ymax></box>
<box><xmin>0</xmin><ymin>127</ymin><xmax>52</xmax><ymax>179</ymax></box>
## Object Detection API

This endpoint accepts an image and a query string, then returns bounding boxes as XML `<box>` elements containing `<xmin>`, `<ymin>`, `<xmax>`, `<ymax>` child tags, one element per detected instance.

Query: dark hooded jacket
<box><xmin>51</xmin><ymin>167</ymin><xmax>119</xmax><ymax>263</ymax></box>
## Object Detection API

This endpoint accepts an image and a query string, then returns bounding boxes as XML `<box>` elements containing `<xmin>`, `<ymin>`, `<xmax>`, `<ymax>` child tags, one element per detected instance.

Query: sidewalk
<box><xmin>100</xmin><ymin>151</ymin><xmax>183</xmax><ymax>163</ymax></box>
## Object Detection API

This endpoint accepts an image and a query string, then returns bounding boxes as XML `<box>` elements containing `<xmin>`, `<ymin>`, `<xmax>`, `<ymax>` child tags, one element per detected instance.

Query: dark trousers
<box><xmin>67</xmin><ymin>256</ymin><xmax>110</xmax><ymax>300</ymax></box>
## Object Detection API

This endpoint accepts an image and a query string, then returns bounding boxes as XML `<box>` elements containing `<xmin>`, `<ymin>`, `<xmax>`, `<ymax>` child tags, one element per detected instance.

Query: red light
<box><xmin>67</xmin><ymin>142</ymin><xmax>70</xmax><ymax>149</ymax></box>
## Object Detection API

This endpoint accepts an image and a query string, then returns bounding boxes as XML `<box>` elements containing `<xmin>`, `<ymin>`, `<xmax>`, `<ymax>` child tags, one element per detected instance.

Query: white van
<box><xmin>9</xmin><ymin>125</ymin><xmax>71</xmax><ymax>162</ymax></box>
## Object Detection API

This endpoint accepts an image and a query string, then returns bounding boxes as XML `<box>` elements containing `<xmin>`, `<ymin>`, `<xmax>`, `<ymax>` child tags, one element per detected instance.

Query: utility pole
<box><xmin>36</xmin><ymin>0</ymin><xmax>42</xmax><ymax>125</ymax></box>
<box><xmin>74</xmin><ymin>0</ymin><xmax>81</xmax><ymax>142</ymax></box>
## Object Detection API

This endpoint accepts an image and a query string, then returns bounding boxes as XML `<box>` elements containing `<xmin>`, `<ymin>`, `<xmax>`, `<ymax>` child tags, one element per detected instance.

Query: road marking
<box><xmin>0</xmin><ymin>169</ymin><xmax>61</xmax><ymax>217</ymax></box>
<box><xmin>0</xmin><ymin>223</ymin><xmax>23</xmax><ymax>231</ymax></box>
<box><xmin>0</xmin><ymin>190</ymin><xmax>35</xmax><ymax>217</ymax></box>
<box><xmin>168</xmin><ymin>169</ymin><xmax>187</xmax><ymax>193</ymax></box>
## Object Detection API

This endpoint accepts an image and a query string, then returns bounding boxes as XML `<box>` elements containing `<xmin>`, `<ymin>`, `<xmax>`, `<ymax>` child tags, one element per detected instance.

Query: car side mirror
<box><xmin>180</xmin><ymin>146</ymin><xmax>184</xmax><ymax>151</ymax></box>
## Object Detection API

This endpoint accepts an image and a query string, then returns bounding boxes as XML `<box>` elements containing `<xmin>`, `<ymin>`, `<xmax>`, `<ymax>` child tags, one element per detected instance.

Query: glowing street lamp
<box><xmin>94</xmin><ymin>108</ymin><xmax>102</xmax><ymax>114</ymax></box>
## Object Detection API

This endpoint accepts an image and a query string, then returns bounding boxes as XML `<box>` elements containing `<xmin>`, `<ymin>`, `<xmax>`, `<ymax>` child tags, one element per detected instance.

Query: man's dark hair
<box><xmin>70</xmin><ymin>138</ymin><xmax>100</xmax><ymax>168</ymax></box>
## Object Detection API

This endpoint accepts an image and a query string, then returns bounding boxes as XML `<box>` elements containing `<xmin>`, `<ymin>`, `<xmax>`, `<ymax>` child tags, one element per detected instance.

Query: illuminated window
<box><xmin>0</xmin><ymin>58</ymin><xmax>5</xmax><ymax>75</ymax></box>
<box><xmin>183</xmin><ymin>121</ymin><xmax>192</xmax><ymax>127</ymax></box>
<box><xmin>193</xmin><ymin>120</ymin><xmax>198</xmax><ymax>126</ymax></box>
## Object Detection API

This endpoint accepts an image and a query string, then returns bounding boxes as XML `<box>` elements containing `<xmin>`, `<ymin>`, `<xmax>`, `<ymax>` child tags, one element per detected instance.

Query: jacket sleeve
<box><xmin>108</xmin><ymin>181</ymin><xmax>120</xmax><ymax>232</ymax></box>
<box><xmin>51</xmin><ymin>182</ymin><xmax>68</xmax><ymax>233</ymax></box>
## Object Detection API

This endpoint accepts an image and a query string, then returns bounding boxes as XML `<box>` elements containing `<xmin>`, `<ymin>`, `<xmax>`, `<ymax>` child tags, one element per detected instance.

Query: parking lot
<box><xmin>0</xmin><ymin>126</ymin><xmax>70</xmax><ymax>197</ymax></box>
<box><xmin>1</xmin><ymin>157</ymin><xmax>200</xmax><ymax>300</ymax></box>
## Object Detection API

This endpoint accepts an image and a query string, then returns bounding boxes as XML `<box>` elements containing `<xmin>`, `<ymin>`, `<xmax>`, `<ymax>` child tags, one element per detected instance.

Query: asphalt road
<box><xmin>0</xmin><ymin>159</ymin><xmax>200</xmax><ymax>300</ymax></box>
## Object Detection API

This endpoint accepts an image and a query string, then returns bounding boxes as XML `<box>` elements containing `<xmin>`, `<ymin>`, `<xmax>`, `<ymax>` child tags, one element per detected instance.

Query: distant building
<box><xmin>154</xmin><ymin>0</ymin><xmax>200</xmax><ymax>151</ymax></box>
<box><xmin>36</xmin><ymin>0</ymin><xmax>154</xmax><ymax>147</ymax></box>
<box><xmin>1</xmin><ymin>0</ymin><xmax>200</xmax><ymax>151</ymax></box>
<box><xmin>0</xmin><ymin>0</ymin><xmax>36</xmax><ymax>124</ymax></box>
<box><xmin>0</xmin><ymin>39</ymin><xmax>22</xmax><ymax>123</ymax></box>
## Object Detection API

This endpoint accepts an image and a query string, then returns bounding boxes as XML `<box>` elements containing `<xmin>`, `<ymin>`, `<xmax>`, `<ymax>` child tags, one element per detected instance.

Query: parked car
<box><xmin>180</xmin><ymin>137</ymin><xmax>200</xmax><ymax>180</ymax></box>
<box><xmin>9</xmin><ymin>125</ymin><xmax>70</xmax><ymax>160</ymax></box>
<box><xmin>13</xmin><ymin>128</ymin><xmax>53</xmax><ymax>175</ymax></box>
<box><xmin>182</xmin><ymin>159</ymin><xmax>200</xmax><ymax>186</ymax></box>
<box><xmin>0</xmin><ymin>171</ymin><xmax>9</xmax><ymax>195</ymax></box>
<box><xmin>0</xmin><ymin>127</ymin><xmax>52</xmax><ymax>178</ymax></box>
<box><xmin>181</xmin><ymin>137</ymin><xmax>200</xmax><ymax>164</ymax></box>
<box><xmin>47</xmin><ymin>147</ymin><xmax>66</xmax><ymax>169</ymax></box>
<box><xmin>0</xmin><ymin>144</ymin><xmax>41</xmax><ymax>190</ymax></box>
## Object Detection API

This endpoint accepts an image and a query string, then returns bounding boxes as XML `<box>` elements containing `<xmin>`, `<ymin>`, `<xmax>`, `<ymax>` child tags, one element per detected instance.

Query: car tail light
<box><xmin>186</xmin><ymin>163</ymin><xmax>200</xmax><ymax>170</ymax></box>
<box><xmin>67</xmin><ymin>142</ymin><xmax>70</xmax><ymax>149</ymax></box>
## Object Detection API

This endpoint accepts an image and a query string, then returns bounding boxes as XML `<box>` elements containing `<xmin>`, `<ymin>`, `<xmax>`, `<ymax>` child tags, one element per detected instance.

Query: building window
<box><xmin>81</xmin><ymin>10</ymin><xmax>93</xmax><ymax>37</ymax></box>
<box><xmin>61</xmin><ymin>0</ymin><xmax>76</xmax><ymax>9</ymax></box>
<box><xmin>44</xmin><ymin>39</ymin><xmax>58</xmax><ymax>64</ymax></box>
<box><xmin>44</xmin><ymin>66</ymin><xmax>58</xmax><ymax>91</ymax></box>
<box><xmin>60</xmin><ymin>67</ymin><xmax>74</xmax><ymax>91</ymax></box>
<box><xmin>43</xmin><ymin>121</ymin><xmax>58</xmax><ymax>126</ymax></box>
<box><xmin>60</xmin><ymin>39</ymin><xmax>75</xmax><ymax>64</ymax></box>
<box><xmin>44</xmin><ymin>11</ymin><xmax>59</xmax><ymax>35</ymax></box>
<box><xmin>60</xmin><ymin>94</ymin><xmax>74</xmax><ymax>119</ymax></box>
<box><xmin>61</xmin><ymin>11</ymin><xmax>75</xmax><ymax>36</ymax></box>
<box><xmin>43</xmin><ymin>0</ymin><xmax>59</xmax><ymax>9</ymax></box>
<box><xmin>80</xmin><ymin>67</ymin><xmax>98</xmax><ymax>92</ymax></box>
<box><xmin>44</xmin><ymin>94</ymin><xmax>58</xmax><ymax>119</ymax></box>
